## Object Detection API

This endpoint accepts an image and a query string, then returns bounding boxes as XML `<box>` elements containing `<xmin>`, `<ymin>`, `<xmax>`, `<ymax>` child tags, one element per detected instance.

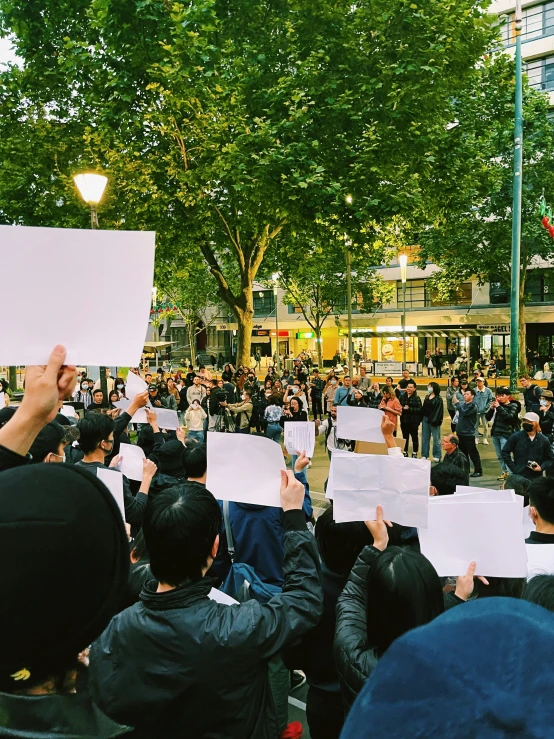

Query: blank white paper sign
<box><xmin>0</xmin><ymin>226</ymin><xmax>155</xmax><ymax>366</ymax></box>
<box><xmin>209</xmin><ymin>588</ymin><xmax>239</xmax><ymax>606</ymax></box>
<box><xmin>336</xmin><ymin>406</ymin><xmax>384</xmax><ymax>443</ymax></box>
<box><xmin>326</xmin><ymin>449</ymin><xmax>357</xmax><ymax>500</ymax></box>
<box><xmin>419</xmin><ymin>499</ymin><xmax>528</xmax><ymax>577</ymax></box>
<box><xmin>526</xmin><ymin>544</ymin><xmax>554</xmax><ymax>579</ymax></box>
<box><xmin>523</xmin><ymin>507</ymin><xmax>534</xmax><ymax>540</ymax></box>
<box><xmin>438</xmin><ymin>490</ymin><xmax>517</xmax><ymax>504</ymax></box>
<box><xmin>60</xmin><ymin>405</ymin><xmax>76</xmax><ymax>418</ymax></box>
<box><xmin>125</xmin><ymin>371</ymin><xmax>148</xmax><ymax>401</ymax></box>
<box><xmin>332</xmin><ymin>454</ymin><xmax>430</xmax><ymax>528</ymax></box>
<box><xmin>96</xmin><ymin>467</ymin><xmax>125</xmax><ymax>521</ymax></box>
<box><xmin>152</xmin><ymin>408</ymin><xmax>180</xmax><ymax>430</ymax></box>
<box><xmin>118</xmin><ymin>443</ymin><xmax>146</xmax><ymax>482</ymax></box>
<box><xmin>206</xmin><ymin>433</ymin><xmax>286</xmax><ymax>507</ymax></box>
<box><xmin>284</xmin><ymin>421</ymin><xmax>315</xmax><ymax>457</ymax></box>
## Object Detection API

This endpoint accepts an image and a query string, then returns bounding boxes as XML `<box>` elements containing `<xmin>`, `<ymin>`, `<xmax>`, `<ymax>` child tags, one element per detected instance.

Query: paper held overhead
<box><xmin>118</xmin><ymin>443</ymin><xmax>146</xmax><ymax>482</ymax></box>
<box><xmin>125</xmin><ymin>371</ymin><xmax>148</xmax><ymax>401</ymax></box>
<box><xmin>206</xmin><ymin>433</ymin><xmax>286</xmax><ymax>507</ymax></box>
<box><xmin>336</xmin><ymin>406</ymin><xmax>384</xmax><ymax>443</ymax></box>
<box><xmin>284</xmin><ymin>421</ymin><xmax>315</xmax><ymax>457</ymax></box>
<box><xmin>0</xmin><ymin>225</ymin><xmax>155</xmax><ymax>366</ymax></box>
<box><xmin>332</xmin><ymin>453</ymin><xmax>430</xmax><ymax>528</ymax></box>
<box><xmin>419</xmin><ymin>498</ymin><xmax>528</xmax><ymax>578</ymax></box>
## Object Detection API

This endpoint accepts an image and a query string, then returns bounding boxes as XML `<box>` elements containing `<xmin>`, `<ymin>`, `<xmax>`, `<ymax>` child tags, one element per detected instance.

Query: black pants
<box><xmin>306</xmin><ymin>686</ymin><xmax>344</xmax><ymax>739</ymax></box>
<box><xmin>312</xmin><ymin>396</ymin><xmax>323</xmax><ymax>420</ymax></box>
<box><xmin>458</xmin><ymin>435</ymin><xmax>482</xmax><ymax>473</ymax></box>
<box><xmin>435</xmin><ymin>364</ymin><xmax>442</xmax><ymax>377</ymax></box>
<box><xmin>448</xmin><ymin>408</ymin><xmax>457</xmax><ymax>433</ymax></box>
<box><xmin>401</xmin><ymin>422</ymin><xmax>420</xmax><ymax>454</ymax></box>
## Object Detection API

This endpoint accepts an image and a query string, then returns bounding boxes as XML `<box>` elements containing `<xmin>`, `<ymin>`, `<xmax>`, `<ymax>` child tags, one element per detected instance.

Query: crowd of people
<box><xmin>3</xmin><ymin>346</ymin><xmax>554</xmax><ymax>738</ymax></box>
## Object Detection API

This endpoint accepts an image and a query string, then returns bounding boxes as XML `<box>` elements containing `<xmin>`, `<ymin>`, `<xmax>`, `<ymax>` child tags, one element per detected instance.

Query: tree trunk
<box><xmin>187</xmin><ymin>322</ymin><xmax>197</xmax><ymax>367</ymax></box>
<box><xmin>234</xmin><ymin>308</ymin><xmax>254</xmax><ymax>367</ymax></box>
<box><xmin>8</xmin><ymin>366</ymin><xmax>17</xmax><ymax>392</ymax></box>
<box><xmin>315</xmin><ymin>325</ymin><xmax>323</xmax><ymax>369</ymax></box>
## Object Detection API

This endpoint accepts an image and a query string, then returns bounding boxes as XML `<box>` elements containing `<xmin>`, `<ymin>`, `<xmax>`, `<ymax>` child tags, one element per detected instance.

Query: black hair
<box><xmin>529</xmin><ymin>477</ymin><xmax>554</xmax><ymax>525</ymax></box>
<box><xmin>476</xmin><ymin>576</ymin><xmax>525</xmax><ymax>600</ymax></box>
<box><xmin>465</xmin><ymin>387</ymin><xmax>476</xmax><ymax>397</ymax></box>
<box><xmin>315</xmin><ymin>505</ymin><xmax>403</xmax><ymax>576</ymax></box>
<box><xmin>183</xmin><ymin>443</ymin><xmax>207</xmax><ymax>479</ymax></box>
<box><xmin>522</xmin><ymin>575</ymin><xmax>554</xmax><ymax>612</ymax></box>
<box><xmin>78</xmin><ymin>414</ymin><xmax>115</xmax><ymax>454</ymax></box>
<box><xmin>504</xmin><ymin>474</ymin><xmax>530</xmax><ymax>506</ymax></box>
<box><xmin>496</xmin><ymin>386</ymin><xmax>510</xmax><ymax>396</ymax></box>
<box><xmin>143</xmin><ymin>484</ymin><xmax>222</xmax><ymax>586</ymax></box>
<box><xmin>290</xmin><ymin>397</ymin><xmax>302</xmax><ymax>413</ymax></box>
<box><xmin>406</xmin><ymin>380</ymin><xmax>417</xmax><ymax>388</ymax></box>
<box><xmin>386</xmin><ymin>376</ymin><xmax>393</xmax><ymax>382</ymax></box>
<box><xmin>428</xmin><ymin>381</ymin><xmax>441</xmax><ymax>396</ymax></box>
<box><xmin>445</xmin><ymin>434</ymin><xmax>459</xmax><ymax>447</ymax></box>
<box><xmin>130</xmin><ymin>529</ymin><xmax>150</xmax><ymax>563</ymax></box>
<box><xmin>430</xmin><ymin>462</ymin><xmax>469</xmax><ymax>496</ymax></box>
<box><xmin>344</xmin><ymin>375</ymin><xmax>351</xmax><ymax>380</ymax></box>
<box><xmin>109</xmin><ymin>391</ymin><xmax>119</xmax><ymax>403</ymax></box>
<box><xmin>366</xmin><ymin>547</ymin><xmax>444</xmax><ymax>656</ymax></box>
<box><xmin>92</xmin><ymin>388</ymin><xmax>104</xmax><ymax>398</ymax></box>
<box><xmin>450</xmin><ymin>376</ymin><xmax>459</xmax><ymax>385</ymax></box>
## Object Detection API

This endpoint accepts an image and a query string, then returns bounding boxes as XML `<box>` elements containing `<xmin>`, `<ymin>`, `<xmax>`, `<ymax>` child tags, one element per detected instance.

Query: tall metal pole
<box><xmin>274</xmin><ymin>286</ymin><xmax>280</xmax><ymax>374</ymax></box>
<box><xmin>510</xmin><ymin>0</ymin><xmax>523</xmax><ymax>391</ymax></box>
<box><xmin>402</xmin><ymin>282</ymin><xmax>407</xmax><ymax>370</ymax></box>
<box><xmin>91</xmin><ymin>206</ymin><xmax>108</xmax><ymax>401</ymax></box>
<box><xmin>345</xmin><ymin>234</ymin><xmax>353</xmax><ymax>377</ymax></box>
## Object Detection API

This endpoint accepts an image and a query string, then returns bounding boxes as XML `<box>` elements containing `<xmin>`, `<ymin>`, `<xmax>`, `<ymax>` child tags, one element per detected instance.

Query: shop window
<box><xmin>527</xmin><ymin>269</ymin><xmax>554</xmax><ymax>303</ymax></box>
<box><xmin>253</xmin><ymin>290</ymin><xmax>275</xmax><ymax>316</ymax></box>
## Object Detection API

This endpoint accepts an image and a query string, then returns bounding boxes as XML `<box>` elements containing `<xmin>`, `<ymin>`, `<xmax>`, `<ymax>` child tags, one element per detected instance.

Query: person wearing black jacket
<box><xmin>347</xmin><ymin>388</ymin><xmax>367</xmax><ymax>408</ymax></box>
<box><xmin>520</xmin><ymin>375</ymin><xmax>542</xmax><ymax>414</ymax></box>
<box><xmin>366</xmin><ymin>382</ymin><xmax>382</xmax><ymax>409</ymax></box>
<box><xmin>421</xmin><ymin>382</ymin><xmax>443</xmax><ymax>461</ymax></box>
<box><xmin>486</xmin><ymin>386</ymin><xmax>521</xmax><ymax>480</ymax></box>
<box><xmin>400</xmin><ymin>381</ymin><xmax>423</xmax><ymax>458</ymax></box>
<box><xmin>502</xmin><ymin>412</ymin><xmax>554</xmax><ymax>481</ymax></box>
<box><xmin>440</xmin><ymin>434</ymin><xmax>470</xmax><ymax>475</ymax></box>
<box><xmin>538</xmin><ymin>390</ymin><xmax>554</xmax><ymax>440</ymax></box>
<box><xmin>453</xmin><ymin>388</ymin><xmax>483</xmax><ymax>477</ymax></box>
<box><xmin>88</xmin><ymin>476</ymin><xmax>323</xmax><ymax>739</ymax></box>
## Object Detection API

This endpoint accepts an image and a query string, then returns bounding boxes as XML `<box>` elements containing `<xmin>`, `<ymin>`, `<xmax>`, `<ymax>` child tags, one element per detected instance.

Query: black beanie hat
<box><xmin>153</xmin><ymin>440</ymin><xmax>186</xmax><ymax>474</ymax></box>
<box><xmin>0</xmin><ymin>463</ymin><xmax>129</xmax><ymax>690</ymax></box>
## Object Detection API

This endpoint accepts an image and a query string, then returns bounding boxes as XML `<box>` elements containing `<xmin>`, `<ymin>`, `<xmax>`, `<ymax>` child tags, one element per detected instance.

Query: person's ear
<box><xmin>530</xmin><ymin>506</ymin><xmax>539</xmax><ymax>524</ymax></box>
<box><xmin>43</xmin><ymin>452</ymin><xmax>55</xmax><ymax>464</ymax></box>
<box><xmin>211</xmin><ymin>534</ymin><xmax>220</xmax><ymax>560</ymax></box>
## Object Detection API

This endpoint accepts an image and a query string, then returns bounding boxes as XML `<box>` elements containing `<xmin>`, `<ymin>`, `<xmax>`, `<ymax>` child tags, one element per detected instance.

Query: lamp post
<box><xmin>74</xmin><ymin>172</ymin><xmax>109</xmax><ymax>398</ymax></box>
<box><xmin>345</xmin><ymin>194</ymin><xmax>354</xmax><ymax>377</ymax></box>
<box><xmin>272</xmin><ymin>273</ymin><xmax>281</xmax><ymax>374</ymax></box>
<box><xmin>399</xmin><ymin>254</ymin><xmax>408</xmax><ymax>371</ymax></box>
<box><xmin>509</xmin><ymin>0</ymin><xmax>523</xmax><ymax>391</ymax></box>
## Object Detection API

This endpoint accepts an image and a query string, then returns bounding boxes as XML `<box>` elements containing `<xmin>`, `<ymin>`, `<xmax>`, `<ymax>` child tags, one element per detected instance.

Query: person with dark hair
<box><xmin>340</xmin><ymin>599</ymin><xmax>554</xmax><ymax>739</ymax></box>
<box><xmin>114</xmin><ymin>377</ymin><xmax>126</xmax><ymax>398</ymax></box>
<box><xmin>88</xmin><ymin>473</ymin><xmax>324</xmax><ymax>739</ymax></box>
<box><xmin>309</xmin><ymin>369</ymin><xmax>324</xmax><ymax>420</ymax></box>
<box><xmin>523</xmin><ymin>575</ymin><xmax>554</xmax><ymax>611</ymax></box>
<box><xmin>87</xmin><ymin>388</ymin><xmax>107</xmax><ymax>411</ymax></box>
<box><xmin>264</xmin><ymin>395</ymin><xmax>284</xmax><ymax>443</ymax></box>
<box><xmin>527</xmin><ymin>477</ymin><xmax>554</xmax><ymax>544</ymax></box>
<box><xmin>334</xmin><ymin>507</ymin><xmax>445</xmax><ymax>714</ymax></box>
<box><xmin>486</xmin><ymin>386</ymin><xmax>521</xmax><ymax>480</ymax></box>
<box><xmin>440</xmin><ymin>433</ymin><xmax>469</xmax><ymax>474</ymax></box>
<box><xmin>445</xmin><ymin>376</ymin><xmax>463</xmax><ymax>432</ymax></box>
<box><xmin>400</xmin><ymin>381</ymin><xmax>422</xmax><ymax>458</ymax></box>
<box><xmin>430</xmin><ymin>462</ymin><xmax>469</xmax><ymax>496</ymax></box>
<box><xmin>379</xmin><ymin>385</ymin><xmax>403</xmax><ymax>436</ymax></box>
<box><xmin>75</xmin><ymin>413</ymin><xmax>157</xmax><ymax>526</ymax></box>
<box><xmin>149</xmin><ymin>439</ymin><xmax>188</xmax><ymax>495</ymax></box>
<box><xmin>334</xmin><ymin>375</ymin><xmax>354</xmax><ymax>406</ymax></box>
<box><xmin>347</xmin><ymin>387</ymin><xmax>367</xmax><ymax>408</ymax></box>
<box><xmin>0</xmin><ymin>463</ymin><xmax>129</xmax><ymax>737</ymax></box>
<box><xmin>394</xmin><ymin>369</ymin><xmax>413</xmax><ymax>401</ymax></box>
<box><xmin>366</xmin><ymin>382</ymin><xmax>382</xmax><ymax>409</ymax></box>
<box><xmin>182</xmin><ymin>442</ymin><xmax>207</xmax><ymax>483</ymax></box>
<box><xmin>28</xmin><ymin>421</ymin><xmax>67</xmax><ymax>464</ymax></box>
<box><xmin>452</xmin><ymin>387</ymin><xmax>483</xmax><ymax>477</ymax></box>
<box><xmin>223</xmin><ymin>389</ymin><xmax>254</xmax><ymax>433</ymax></box>
<box><xmin>73</xmin><ymin>378</ymin><xmax>93</xmax><ymax>410</ymax></box>
<box><xmin>520</xmin><ymin>374</ymin><xmax>542</xmax><ymax>414</ymax></box>
<box><xmin>502</xmin><ymin>412</ymin><xmax>554</xmax><ymax>480</ymax></box>
<box><xmin>421</xmin><ymin>382</ymin><xmax>443</xmax><ymax>461</ymax></box>
<box><xmin>503</xmin><ymin>473</ymin><xmax>530</xmax><ymax>506</ymax></box>
<box><xmin>108</xmin><ymin>390</ymin><xmax>120</xmax><ymax>408</ymax></box>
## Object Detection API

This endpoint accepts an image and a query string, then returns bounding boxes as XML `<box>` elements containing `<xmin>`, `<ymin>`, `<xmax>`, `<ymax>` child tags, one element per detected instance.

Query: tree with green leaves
<box><xmin>415</xmin><ymin>56</ymin><xmax>554</xmax><ymax>372</ymax></box>
<box><xmin>0</xmin><ymin>0</ymin><xmax>509</xmax><ymax>364</ymax></box>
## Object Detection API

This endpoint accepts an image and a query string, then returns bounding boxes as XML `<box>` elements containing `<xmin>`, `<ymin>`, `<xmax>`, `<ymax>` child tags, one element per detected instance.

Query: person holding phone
<box><xmin>502</xmin><ymin>412</ymin><xmax>554</xmax><ymax>480</ymax></box>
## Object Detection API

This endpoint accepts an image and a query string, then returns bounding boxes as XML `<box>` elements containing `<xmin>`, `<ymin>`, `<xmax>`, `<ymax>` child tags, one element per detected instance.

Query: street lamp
<box><xmin>73</xmin><ymin>173</ymin><xmax>108</xmax><ymax>229</ymax></box>
<box><xmin>272</xmin><ymin>273</ymin><xmax>281</xmax><ymax>374</ymax></box>
<box><xmin>345</xmin><ymin>194</ymin><xmax>354</xmax><ymax>377</ymax></box>
<box><xmin>399</xmin><ymin>254</ymin><xmax>408</xmax><ymax>371</ymax></box>
<box><xmin>74</xmin><ymin>171</ymin><xmax>109</xmax><ymax>398</ymax></box>
<box><xmin>509</xmin><ymin>0</ymin><xmax>523</xmax><ymax>391</ymax></box>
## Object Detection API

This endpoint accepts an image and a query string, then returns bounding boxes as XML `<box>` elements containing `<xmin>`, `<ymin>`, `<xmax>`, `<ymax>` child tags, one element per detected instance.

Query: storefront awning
<box><xmin>347</xmin><ymin>329</ymin><xmax>488</xmax><ymax>339</ymax></box>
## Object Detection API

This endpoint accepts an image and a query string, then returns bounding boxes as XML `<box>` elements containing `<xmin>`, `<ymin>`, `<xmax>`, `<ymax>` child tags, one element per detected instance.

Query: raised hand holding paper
<box><xmin>118</xmin><ymin>443</ymin><xmax>146</xmax><ymax>482</ymax></box>
<box><xmin>0</xmin><ymin>226</ymin><xmax>155</xmax><ymax>366</ymax></box>
<box><xmin>206</xmin><ymin>433</ymin><xmax>286</xmax><ymax>507</ymax></box>
<box><xmin>332</xmin><ymin>453</ymin><xmax>430</xmax><ymax>528</ymax></box>
<box><xmin>96</xmin><ymin>467</ymin><xmax>125</xmax><ymax>520</ymax></box>
<box><xmin>420</xmin><ymin>499</ymin><xmax>528</xmax><ymax>577</ymax></box>
<box><xmin>125</xmin><ymin>371</ymin><xmax>148</xmax><ymax>401</ymax></box>
<box><xmin>336</xmin><ymin>406</ymin><xmax>384</xmax><ymax>443</ymax></box>
<box><xmin>284</xmin><ymin>421</ymin><xmax>315</xmax><ymax>457</ymax></box>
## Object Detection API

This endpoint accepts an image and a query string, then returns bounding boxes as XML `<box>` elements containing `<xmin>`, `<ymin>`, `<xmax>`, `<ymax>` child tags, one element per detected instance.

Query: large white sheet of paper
<box><xmin>0</xmin><ymin>393</ymin><xmax>5</xmax><ymax>409</ymax></box>
<box><xmin>523</xmin><ymin>507</ymin><xmax>534</xmax><ymax>540</ymax></box>
<box><xmin>526</xmin><ymin>544</ymin><xmax>554</xmax><ymax>579</ymax></box>
<box><xmin>96</xmin><ymin>467</ymin><xmax>125</xmax><ymax>521</ymax></box>
<box><xmin>125</xmin><ymin>371</ymin><xmax>148</xmax><ymax>401</ymax></box>
<box><xmin>206</xmin><ymin>433</ymin><xmax>286</xmax><ymax>507</ymax></box>
<box><xmin>151</xmin><ymin>408</ymin><xmax>180</xmax><ymax>430</ymax></box>
<box><xmin>114</xmin><ymin>399</ymin><xmax>132</xmax><ymax>413</ymax></box>
<box><xmin>439</xmin><ymin>489</ymin><xmax>517</xmax><ymax>504</ymax></box>
<box><xmin>284</xmin><ymin>421</ymin><xmax>315</xmax><ymax>457</ymax></box>
<box><xmin>59</xmin><ymin>405</ymin><xmax>76</xmax><ymax>419</ymax></box>
<box><xmin>332</xmin><ymin>454</ymin><xmax>430</xmax><ymax>528</ymax></box>
<box><xmin>419</xmin><ymin>499</ymin><xmax>528</xmax><ymax>577</ymax></box>
<box><xmin>118</xmin><ymin>443</ymin><xmax>146</xmax><ymax>482</ymax></box>
<box><xmin>0</xmin><ymin>226</ymin><xmax>155</xmax><ymax>366</ymax></box>
<box><xmin>209</xmin><ymin>588</ymin><xmax>239</xmax><ymax>606</ymax></box>
<box><xmin>326</xmin><ymin>450</ymin><xmax>357</xmax><ymax>500</ymax></box>
<box><xmin>336</xmin><ymin>406</ymin><xmax>384</xmax><ymax>443</ymax></box>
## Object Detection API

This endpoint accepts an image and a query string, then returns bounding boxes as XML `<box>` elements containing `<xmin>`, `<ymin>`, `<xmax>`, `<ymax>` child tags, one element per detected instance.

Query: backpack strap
<box><xmin>223</xmin><ymin>500</ymin><xmax>235</xmax><ymax>563</ymax></box>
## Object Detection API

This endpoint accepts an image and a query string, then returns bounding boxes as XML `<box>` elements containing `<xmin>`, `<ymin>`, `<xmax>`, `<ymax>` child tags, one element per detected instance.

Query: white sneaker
<box><xmin>483</xmin><ymin>438</ymin><xmax>489</xmax><ymax>445</ymax></box>
<box><xmin>432</xmin><ymin>457</ymin><xmax>440</xmax><ymax>462</ymax></box>
<box><xmin>475</xmin><ymin>439</ymin><xmax>479</xmax><ymax>444</ymax></box>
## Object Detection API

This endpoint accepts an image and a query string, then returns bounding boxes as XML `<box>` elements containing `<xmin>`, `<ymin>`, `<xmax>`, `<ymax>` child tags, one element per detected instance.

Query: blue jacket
<box><xmin>473</xmin><ymin>386</ymin><xmax>493</xmax><ymax>414</ymax></box>
<box><xmin>456</xmin><ymin>401</ymin><xmax>477</xmax><ymax>436</ymax></box>
<box><xmin>334</xmin><ymin>386</ymin><xmax>353</xmax><ymax>406</ymax></box>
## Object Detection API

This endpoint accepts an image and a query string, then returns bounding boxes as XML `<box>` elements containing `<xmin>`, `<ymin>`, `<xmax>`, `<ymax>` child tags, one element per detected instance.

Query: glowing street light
<box><xmin>73</xmin><ymin>172</ymin><xmax>108</xmax><ymax>228</ymax></box>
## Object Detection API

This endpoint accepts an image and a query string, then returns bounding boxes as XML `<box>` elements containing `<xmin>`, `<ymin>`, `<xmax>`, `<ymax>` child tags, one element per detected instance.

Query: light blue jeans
<box><xmin>421</xmin><ymin>418</ymin><xmax>441</xmax><ymax>460</ymax></box>
<box><xmin>187</xmin><ymin>430</ymin><xmax>204</xmax><ymax>444</ymax></box>
<box><xmin>475</xmin><ymin>411</ymin><xmax>489</xmax><ymax>438</ymax></box>
<box><xmin>492</xmin><ymin>435</ymin><xmax>509</xmax><ymax>474</ymax></box>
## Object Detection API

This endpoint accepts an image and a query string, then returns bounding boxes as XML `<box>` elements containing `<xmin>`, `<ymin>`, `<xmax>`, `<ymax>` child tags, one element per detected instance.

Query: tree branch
<box><xmin>213</xmin><ymin>205</ymin><xmax>245</xmax><ymax>271</ymax></box>
<box><xmin>198</xmin><ymin>239</ymin><xmax>238</xmax><ymax>307</ymax></box>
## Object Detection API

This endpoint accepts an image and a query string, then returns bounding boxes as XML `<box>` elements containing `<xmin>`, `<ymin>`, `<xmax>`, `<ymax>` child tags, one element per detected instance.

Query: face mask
<box><xmin>241</xmin><ymin>394</ymin><xmax>246</xmax><ymax>401</ymax></box>
<box><xmin>522</xmin><ymin>422</ymin><xmax>534</xmax><ymax>432</ymax></box>
<box><xmin>192</xmin><ymin>403</ymin><xmax>199</xmax><ymax>408</ymax></box>
<box><xmin>331</xmin><ymin>379</ymin><xmax>337</xmax><ymax>385</ymax></box>
<box><xmin>291</xmin><ymin>387</ymin><xmax>299</xmax><ymax>394</ymax></box>
<box><xmin>427</xmin><ymin>387</ymin><xmax>433</xmax><ymax>394</ymax></box>
<box><xmin>540</xmin><ymin>399</ymin><xmax>548</xmax><ymax>407</ymax></box>
<box><xmin>117</xmin><ymin>384</ymin><xmax>124</xmax><ymax>390</ymax></box>
<box><xmin>82</xmin><ymin>384</ymin><xmax>89</xmax><ymax>390</ymax></box>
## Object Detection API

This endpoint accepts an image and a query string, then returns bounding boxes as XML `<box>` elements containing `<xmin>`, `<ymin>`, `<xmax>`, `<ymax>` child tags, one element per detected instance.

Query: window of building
<box><xmin>253</xmin><ymin>290</ymin><xmax>275</xmax><ymax>316</ymax></box>
<box><xmin>501</xmin><ymin>2</ymin><xmax>554</xmax><ymax>45</ymax></box>
<box><xmin>489</xmin><ymin>279</ymin><xmax>509</xmax><ymax>305</ymax></box>
<box><xmin>396</xmin><ymin>280</ymin><xmax>472</xmax><ymax>309</ymax></box>
<box><xmin>526</xmin><ymin>55</ymin><xmax>554</xmax><ymax>92</ymax></box>
<box><xmin>526</xmin><ymin>269</ymin><xmax>554</xmax><ymax>303</ymax></box>
<box><xmin>287</xmin><ymin>303</ymin><xmax>304</xmax><ymax>314</ymax></box>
